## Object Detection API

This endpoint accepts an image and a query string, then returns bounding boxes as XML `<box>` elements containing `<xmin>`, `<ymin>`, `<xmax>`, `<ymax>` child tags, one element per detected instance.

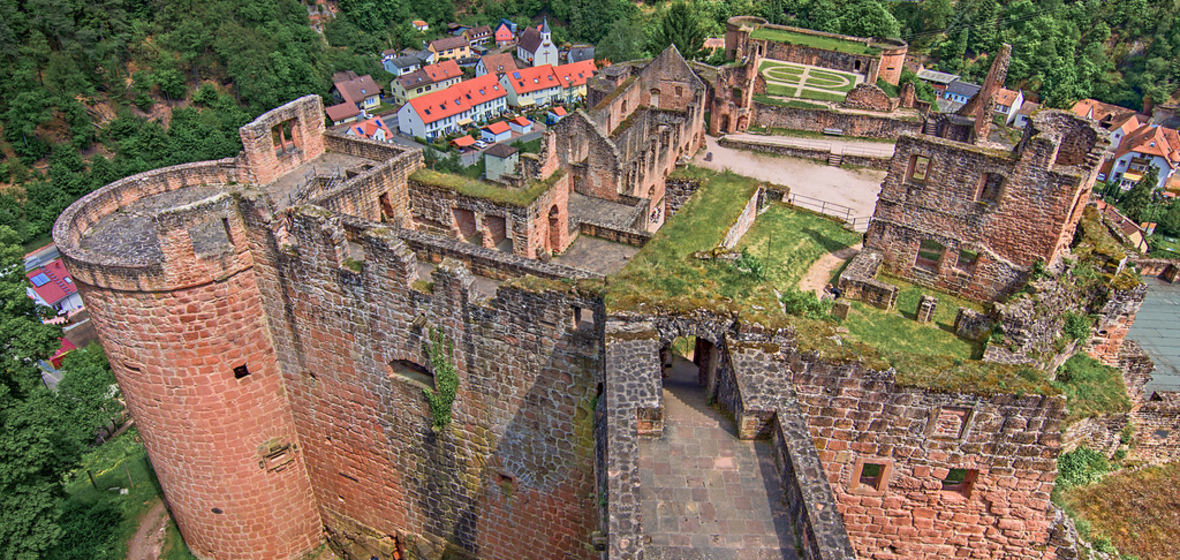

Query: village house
<box><xmin>509</xmin><ymin>116</ymin><xmax>532</xmax><ymax>134</ymax></box>
<box><xmin>500</xmin><ymin>65</ymin><xmax>564</xmax><ymax>108</ymax></box>
<box><xmin>330</xmin><ymin>71</ymin><xmax>381</xmax><ymax>112</ymax></box>
<box><xmin>1108</xmin><ymin>124</ymin><xmax>1180</xmax><ymax>192</ymax></box>
<box><xmin>475</xmin><ymin>52</ymin><xmax>518</xmax><ymax>77</ymax></box>
<box><xmin>382</xmin><ymin>50</ymin><xmax>422</xmax><ymax>76</ymax></box>
<box><xmin>26</xmin><ymin>258</ymin><xmax>83</xmax><ymax>315</ymax></box>
<box><xmin>389</xmin><ymin>59</ymin><xmax>463</xmax><ymax>104</ymax></box>
<box><xmin>480</xmin><ymin>120</ymin><xmax>511</xmax><ymax>143</ymax></box>
<box><xmin>943</xmin><ymin>80</ymin><xmax>981</xmax><ymax>106</ymax></box>
<box><xmin>396</xmin><ymin>73</ymin><xmax>507</xmax><ymax>139</ymax></box>
<box><xmin>325</xmin><ymin>103</ymin><xmax>360</xmax><ymax>126</ymax></box>
<box><xmin>428</xmin><ymin>36</ymin><xmax>471</xmax><ymax>61</ymax></box>
<box><xmin>1072</xmin><ymin>98</ymin><xmax>1139</xmax><ymax>128</ymax></box>
<box><xmin>1013</xmin><ymin>101</ymin><xmax>1040</xmax><ymax>128</ymax></box>
<box><xmin>516</xmin><ymin>19</ymin><xmax>558</xmax><ymax>67</ymax></box>
<box><xmin>566</xmin><ymin>46</ymin><xmax>595</xmax><ymax>63</ymax></box>
<box><xmin>412</xmin><ymin>20</ymin><xmax>428</xmax><ymax>32</ymax></box>
<box><xmin>483</xmin><ymin>142</ymin><xmax>518</xmax><ymax>181</ymax></box>
<box><xmin>993</xmin><ymin>88</ymin><xmax>1024</xmax><ymax>124</ymax></box>
<box><xmin>916</xmin><ymin>68</ymin><xmax>959</xmax><ymax>96</ymax></box>
<box><xmin>552</xmin><ymin>59</ymin><xmax>597</xmax><ymax>103</ymax></box>
<box><xmin>464</xmin><ymin>25</ymin><xmax>493</xmax><ymax>46</ymax></box>
<box><xmin>546</xmin><ymin>105</ymin><xmax>567</xmax><ymax>124</ymax></box>
<box><xmin>494</xmin><ymin>21</ymin><xmax>514</xmax><ymax>46</ymax></box>
<box><xmin>345</xmin><ymin>117</ymin><xmax>394</xmax><ymax>142</ymax></box>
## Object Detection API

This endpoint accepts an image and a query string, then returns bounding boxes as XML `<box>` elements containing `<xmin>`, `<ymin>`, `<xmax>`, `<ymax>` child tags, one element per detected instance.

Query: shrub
<box><xmin>1063</xmin><ymin>312</ymin><xmax>1092</xmax><ymax>341</ymax></box>
<box><xmin>781</xmin><ymin>287</ymin><xmax>832</xmax><ymax>320</ymax></box>
<box><xmin>1057</xmin><ymin>446</ymin><xmax>1110</xmax><ymax>491</ymax></box>
<box><xmin>733</xmin><ymin>248</ymin><xmax>766</xmax><ymax>280</ymax></box>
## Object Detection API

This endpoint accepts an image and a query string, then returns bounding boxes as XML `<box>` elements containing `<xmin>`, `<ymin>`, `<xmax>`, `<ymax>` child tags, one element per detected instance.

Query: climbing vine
<box><xmin>424</xmin><ymin>329</ymin><xmax>459</xmax><ymax>431</ymax></box>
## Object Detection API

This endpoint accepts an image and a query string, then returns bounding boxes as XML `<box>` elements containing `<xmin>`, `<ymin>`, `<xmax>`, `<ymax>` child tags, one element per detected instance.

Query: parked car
<box><xmin>474</xmin><ymin>140</ymin><xmax>488</xmax><ymax>148</ymax></box>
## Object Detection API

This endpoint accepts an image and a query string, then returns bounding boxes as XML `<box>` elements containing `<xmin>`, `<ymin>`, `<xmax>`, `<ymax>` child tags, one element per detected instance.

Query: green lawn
<box><xmin>750</xmin><ymin>27</ymin><xmax>880</xmax><ymax>56</ymax></box>
<box><xmin>840</xmin><ymin>275</ymin><xmax>985</xmax><ymax>361</ymax></box>
<box><xmin>735</xmin><ymin>203</ymin><xmax>861</xmax><ymax>290</ymax></box>
<box><xmin>797</xmin><ymin>88</ymin><xmax>847</xmax><ymax>102</ymax></box>
<box><xmin>766</xmin><ymin>83</ymin><xmax>798</xmax><ymax>97</ymax></box>
<box><xmin>1147</xmin><ymin>234</ymin><xmax>1180</xmax><ymax>258</ymax></box>
<box><xmin>55</xmin><ymin>428</ymin><xmax>197</xmax><ymax>560</ymax></box>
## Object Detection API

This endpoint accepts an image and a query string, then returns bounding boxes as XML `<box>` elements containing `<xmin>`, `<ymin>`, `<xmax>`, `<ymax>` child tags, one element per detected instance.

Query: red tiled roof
<box><xmin>50</xmin><ymin>338</ymin><xmax>76</xmax><ymax>369</ymax></box>
<box><xmin>1071</xmin><ymin>99</ymin><xmax>1136</xmax><ymax>124</ymax></box>
<box><xmin>507</xmin><ymin>65</ymin><xmax>561</xmax><ymax>95</ymax></box>
<box><xmin>408</xmin><ymin>73</ymin><xmax>506</xmax><ymax>125</ymax></box>
<box><xmin>1117</xmin><ymin>124</ymin><xmax>1180</xmax><ymax>168</ymax></box>
<box><xmin>1113</xmin><ymin>114</ymin><xmax>1146</xmax><ymax>136</ymax></box>
<box><xmin>550</xmin><ymin>106</ymin><xmax>567</xmax><ymax>116</ymax></box>
<box><xmin>703</xmin><ymin>37</ymin><xmax>725</xmax><ymax>49</ymax></box>
<box><xmin>452</xmin><ymin>135</ymin><xmax>476</xmax><ymax>148</ymax></box>
<box><xmin>412</xmin><ymin>20</ymin><xmax>428</xmax><ymax>27</ymax></box>
<box><xmin>553</xmin><ymin>59</ymin><xmax>597</xmax><ymax>88</ymax></box>
<box><xmin>398</xmin><ymin>60</ymin><xmax>462</xmax><ymax>89</ymax></box>
<box><xmin>995</xmin><ymin>88</ymin><xmax>1020</xmax><ymax>107</ymax></box>
<box><xmin>334</xmin><ymin>74</ymin><xmax>381</xmax><ymax>105</ymax></box>
<box><xmin>27</xmin><ymin>258</ymin><xmax>76</xmax><ymax>306</ymax></box>
<box><xmin>480</xmin><ymin>53</ymin><xmax>517</xmax><ymax>75</ymax></box>
<box><xmin>484</xmin><ymin>121</ymin><xmax>511</xmax><ymax>134</ymax></box>
<box><xmin>511</xmin><ymin>116</ymin><xmax>531</xmax><ymax>126</ymax></box>
<box><xmin>326</xmin><ymin>102</ymin><xmax>361</xmax><ymax>121</ymax></box>
<box><xmin>350</xmin><ymin>117</ymin><xmax>392</xmax><ymax>139</ymax></box>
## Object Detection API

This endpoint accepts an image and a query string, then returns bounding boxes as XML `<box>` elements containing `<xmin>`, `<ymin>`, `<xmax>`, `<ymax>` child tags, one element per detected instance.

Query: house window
<box><xmin>941</xmin><ymin>468</ymin><xmax>978</xmax><ymax>498</ymax></box>
<box><xmin>957</xmin><ymin>249</ymin><xmax>979</xmax><ymax>271</ymax></box>
<box><xmin>908</xmin><ymin>155</ymin><xmax>931</xmax><ymax>183</ymax></box>
<box><xmin>915</xmin><ymin>240</ymin><xmax>944</xmax><ymax>272</ymax></box>
<box><xmin>977</xmin><ymin>173</ymin><xmax>1004</xmax><ymax>203</ymax></box>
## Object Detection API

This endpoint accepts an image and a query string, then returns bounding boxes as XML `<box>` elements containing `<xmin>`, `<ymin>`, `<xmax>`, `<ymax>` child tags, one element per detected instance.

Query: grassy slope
<box><xmin>1064</xmin><ymin>462</ymin><xmax>1180</xmax><ymax>560</ymax></box>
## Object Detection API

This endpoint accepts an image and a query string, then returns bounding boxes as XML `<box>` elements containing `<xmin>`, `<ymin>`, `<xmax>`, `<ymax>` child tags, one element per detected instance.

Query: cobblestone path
<box><xmin>639</xmin><ymin>358</ymin><xmax>800</xmax><ymax>560</ymax></box>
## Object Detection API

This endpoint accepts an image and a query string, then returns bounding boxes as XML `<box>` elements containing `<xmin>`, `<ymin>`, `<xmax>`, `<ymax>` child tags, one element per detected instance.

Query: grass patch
<box><xmin>758</xmin><ymin>60</ymin><xmax>805</xmax><ymax>74</ymax></box>
<box><xmin>766</xmin><ymin>83</ymin><xmax>797</xmax><ymax>97</ymax></box>
<box><xmin>54</xmin><ymin>428</ymin><xmax>196</xmax><ymax>560</ymax></box>
<box><xmin>410</xmin><ymin>168</ymin><xmax>564</xmax><ymax>207</ymax></box>
<box><xmin>750</xmin><ymin>27</ymin><xmax>880</xmax><ymax>55</ymax></box>
<box><xmin>510</xmin><ymin>137</ymin><xmax>542</xmax><ymax>154</ymax></box>
<box><xmin>804</xmin><ymin>78</ymin><xmax>856</xmax><ymax>93</ymax></box>
<box><xmin>808</xmin><ymin>68</ymin><xmax>854</xmax><ymax>82</ymax></box>
<box><xmin>457</xmin><ymin>158</ymin><xmax>485</xmax><ymax>179</ymax></box>
<box><xmin>797</xmin><ymin>88</ymin><xmax>848</xmax><ymax>103</ymax></box>
<box><xmin>667</xmin><ymin>165</ymin><xmax>716</xmax><ymax>181</ymax></box>
<box><xmin>753</xmin><ymin>94</ymin><xmax>829</xmax><ymax>109</ymax></box>
<box><xmin>735</xmin><ymin>202</ymin><xmax>860</xmax><ymax>289</ymax></box>
<box><xmin>1062</xmin><ymin>462</ymin><xmax>1180</xmax><ymax>560</ymax></box>
<box><xmin>1053</xmin><ymin>354</ymin><xmax>1131</xmax><ymax>425</ymax></box>
<box><xmin>841</xmin><ymin>275</ymin><xmax>985</xmax><ymax>361</ymax></box>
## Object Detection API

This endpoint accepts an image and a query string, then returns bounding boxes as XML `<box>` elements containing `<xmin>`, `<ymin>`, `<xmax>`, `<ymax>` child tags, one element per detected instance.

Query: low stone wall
<box><xmin>751</xmin><ymin>101</ymin><xmax>924</xmax><ymax>140</ymax></box>
<box><xmin>718</xmin><ymin>137</ymin><xmax>891</xmax><ymax>169</ymax></box>
<box><xmin>1131</xmin><ymin>257</ymin><xmax>1180</xmax><ymax>281</ymax></box>
<box><xmin>1062</xmin><ymin>415</ymin><xmax>1129</xmax><ymax>456</ymax></box>
<box><xmin>1133</xmin><ymin>393</ymin><xmax>1180</xmax><ymax>463</ymax></box>
<box><xmin>577</xmin><ymin>221</ymin><xmax>652</xmax><ymax>248</ymax></box>
<box><xmin>721</xmin><ymin>186</ymin><xmax>763</xmax><ymax>249</ymax></box>
<box><xmin>837</xmin><ymin>249</ymin><xmax>899</xmax><ymax>309</ymax></box>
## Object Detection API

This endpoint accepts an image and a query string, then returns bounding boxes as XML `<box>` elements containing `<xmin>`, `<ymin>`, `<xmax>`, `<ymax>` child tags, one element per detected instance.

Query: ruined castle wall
<box><xmin>718</xmin><ymin>136</ymin><xmax>891</xmax><ymax>169</ymax></box>
<box><xmin>664</xmin><ymin>177</ymin><xmax>702</xmax><ymax>218</ymax></box>
<box><xmin>239</xmin><ymin>95</ymin><xmax>327</xmax><ymax>186</ymax></box>
<box><xmin>761</xmin><ymin>39</ymin><xmax>879</xmax><ymax>83</ymax></box>
<box><xmin>1132</xmin><ymin>395</ymin><xmax>1180</xmax><ymax>463</ymax></box>
<box><xmin>313</xmin><ymin>135</ymin><xmax>423</xmax><ymax>226</ymax></box>
<box><xmin>249</xmin><ymin>208</ymin><xmax>602</xmax><ymax>559</ymax></box>
<box><xmin>751</xmin><ymin>101</ymin><xmax>924</xmax><ymax>139</ymax></box>
<box><xmin>864</xmin><ymin>123</ymin><xmax>1099</xmax><ymax>302</ymax></box>
<box><xmin>792</xmin><ymin>361</ymin><xmax>1066</xmax><ymax>560</ymax></box>
<box><xmin>56</xmin><ymin>186</ymin><xmax>322</xmax><ymax>560</ymax></box>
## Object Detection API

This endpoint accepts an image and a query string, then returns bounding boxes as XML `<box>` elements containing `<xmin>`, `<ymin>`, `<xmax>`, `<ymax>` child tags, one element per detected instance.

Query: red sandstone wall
<box><xmin>240</xmin><ymin>95</ymin><xmax>327</xmax><ymax>186</ymax></box>
<box><xmin>793</xmin><ymin>364</ymin><xmax>1066</xmax><ymax>559</ymax></box>
<box><xmin>248</xmin><ymin>210</ymin><xmax>601</xmax><ymax>559</ymax></box>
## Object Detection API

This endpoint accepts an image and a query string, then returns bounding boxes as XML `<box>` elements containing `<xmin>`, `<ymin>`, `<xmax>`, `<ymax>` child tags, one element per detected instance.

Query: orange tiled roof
<box><xmin>1117</xmin><ymin>124</ymin><xmax>1180</xmax><ymax>168</ymax></box>
<box><xmin>506</xmin><ymin>65</ymin><xmax>562</xmax><ymax>95</ymax></box>
<box><xmin>480</xmin><ymin>53</ymin><xmax>518</xmax><ymax>75</ymax></box>
<box><xmin>553</xmin><ymin>59</ymin><xmax>597</xmax><ymax>89</ymax></box>
<box><xmin>510</xmin><ymin>116</ymin><xmax>531</xmax><ymax>126</ymax></box>
<box><xmin>484</xmin><ymin>121</ymin><xmax>511</xmax><ymax>134</ymax></box>
<box><xmin>1071</xmin><ymin>98</ymin><xmax>1136</xmax><ymax>123</ymax></box>
<box><xmin>408</xmin><ymin>73</ymin><xmax>506</xmax><ymax>125</ymax></box>
<box><xmin>994</xmin><ymin>88</ymin><xmax>1020</xmax><ymax>107</ymax></box>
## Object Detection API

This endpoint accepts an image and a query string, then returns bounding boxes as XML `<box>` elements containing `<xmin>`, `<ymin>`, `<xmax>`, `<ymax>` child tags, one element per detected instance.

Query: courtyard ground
<box><xmin>692</xmin><ymin>136</ymin><xmax>885</xmax><ymax>218</ymax></box>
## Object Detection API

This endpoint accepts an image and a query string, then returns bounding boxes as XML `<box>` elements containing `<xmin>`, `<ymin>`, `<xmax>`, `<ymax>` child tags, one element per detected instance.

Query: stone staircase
<box><xmin>827</xmin><ymin>151</ymin><xmax>843</xmax><ymax>167</ymax></box>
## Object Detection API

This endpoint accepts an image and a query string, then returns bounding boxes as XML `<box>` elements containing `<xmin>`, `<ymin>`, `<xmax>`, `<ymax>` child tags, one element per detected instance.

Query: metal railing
<box><xmin>784</xmin><ymin>192</ymin><xmax>872</xmax><ymax>231</ymax></box>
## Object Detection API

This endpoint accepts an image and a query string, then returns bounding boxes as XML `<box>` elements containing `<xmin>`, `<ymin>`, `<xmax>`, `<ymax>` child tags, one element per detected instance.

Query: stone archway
<box><xmin>736</xmin><ymin>115</ymin><xmax>749</xmax><ymax>131</ymax></box>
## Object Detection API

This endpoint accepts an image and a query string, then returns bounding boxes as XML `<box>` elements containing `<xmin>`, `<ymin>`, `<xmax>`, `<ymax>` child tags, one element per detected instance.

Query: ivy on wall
<box><xmin>424</xmin><ymin>329</ymin><xmax>459</xmax><ymax>431</ymax></box>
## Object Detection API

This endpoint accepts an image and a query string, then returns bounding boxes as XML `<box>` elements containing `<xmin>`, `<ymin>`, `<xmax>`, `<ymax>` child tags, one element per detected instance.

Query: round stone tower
<box><xmin>875</xmin><ymin>38</ymin><xmax>909</xmax><ymax>86</ymax></box>
<box><xmin>53</xmin><ymin>158</ymin><xmax>322</xmax><ymax>559</ymax></box>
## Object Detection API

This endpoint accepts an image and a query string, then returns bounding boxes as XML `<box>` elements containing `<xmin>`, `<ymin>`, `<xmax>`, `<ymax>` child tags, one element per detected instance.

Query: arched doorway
<box><xmin>736</xmin><ymin>115</ymin><xmax>749</xmax><ymax>131</ymax></box>
<box><xmin>548</xmin><ymin>205</ymin><xmax>561</xmax><ymax>252</ymax></box>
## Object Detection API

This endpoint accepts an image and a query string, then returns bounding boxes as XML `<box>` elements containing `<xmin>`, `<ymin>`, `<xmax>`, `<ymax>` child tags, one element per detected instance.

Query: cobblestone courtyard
<box><xmin>639</xmin><ymin>358</ymin><xmax>800</xmax><ymax>560</ymax></box>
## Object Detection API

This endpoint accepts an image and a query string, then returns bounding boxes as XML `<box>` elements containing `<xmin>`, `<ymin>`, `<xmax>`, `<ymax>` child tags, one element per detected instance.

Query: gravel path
<box><xmin>693</xmin><ymin>136</ymin><xmax>887</xmax><ymax>218</ymax></box>
<box><xmin>798</xmin><ymin>244</ymin><xmax>861</xmax><ymax>295</ymax></box>
<box><xmin>127</xmin><ymin>499</ymin><xmax>169</xmax><ymax>560</ymax></box>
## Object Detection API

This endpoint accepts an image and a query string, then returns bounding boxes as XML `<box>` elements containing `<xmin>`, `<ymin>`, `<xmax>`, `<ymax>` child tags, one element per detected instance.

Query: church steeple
<box><xmin>540</xmin><ymin>18</ymin><xmax>551</xmax><ymax>43</ymax></box>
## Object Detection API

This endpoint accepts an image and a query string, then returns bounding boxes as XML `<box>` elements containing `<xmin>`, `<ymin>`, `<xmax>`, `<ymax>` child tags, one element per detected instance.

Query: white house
<box><xmin>993</xmin><ymin>88</ymin><xmax>1024</xmax><ymax>125</ymax></box>
<box><xmin>500</xmin><ymin>65</ymin><xmax>563</xmax><ymax>108</ymax></box>
<box><xmin>516</xmin><ymin>19</ymin><xmax>558</xmax><ymax>67</ymax></box>
<box><xmin>346</xmin><ymin>117</ymin><xmax>393</xmax><ymax>142</ymax></box>
<box><xmin>382</xmin><ymin>51</ymin><xmax>422</xmax><ymax>76</ymax></box>
<box><xmin>481</xmin><ymin>121</ymin><xmax>511</xmax><ymax>143</ymax></box>
<box><xmin>1108</xmin><ymin>124</ymin><xmax>1180</xmax><ymax>191</ymax></box>
<box><xmin>397</xmin><ymin>73</ymin><xmax>508</xmax><ymax>140</ymax></box>
<box><xmin>26</xmin><ymin>259</ymin><xmax>84</xmax><ymax>315</ymax></box>
<box><xmin>476</xmin><ymin>53</ymin><xmax>518</xmax><ymax>77</ymax></box>
<box><xmin>509</xmin><ymin>116</ymin><xmax>533</xmax><ymax>134</ymax></box>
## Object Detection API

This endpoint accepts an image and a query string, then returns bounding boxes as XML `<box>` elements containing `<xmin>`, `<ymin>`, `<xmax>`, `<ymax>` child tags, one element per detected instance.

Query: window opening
<box><xmin>234</xmin><ymin>364</ymin><xmax>251</xmax><ymax>379</ymax></box>
<box><xmin>941</xmin><ymin>468</ymin><xmax>977</xmax><ymax>497</ymax></box>
<box><xmin>389</xmin><ymin>359</ymin><xmax>434</xmax><ymax>389</ymax></box>
<box><xmin>915</xmin><ymin>240</ymin><xmax>945</xmax><ymax>271</ymax></box>
<box><xmin>908</xmin><ymin>155</ymin><xmax>931</xmax><ymax>183</ymax></box>
<box><xmin>977</xmin><ymin>173</ymin><xmax>1004</xmax><ymax>203</ymax></box>
<box><xmin>957</xmin><ymin>249</ymin><xmax>979</xmax><ymax>271</ymax></box>
<box><xmin>859</xmin><ymin>463</ymin><xmax>884</xmax><ymax>488</ymax></box>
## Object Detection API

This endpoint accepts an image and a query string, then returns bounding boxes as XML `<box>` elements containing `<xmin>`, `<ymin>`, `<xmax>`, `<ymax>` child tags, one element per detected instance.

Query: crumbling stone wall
<box><xmin>663</xmin><ymin>177</ymin><xmax>701</xmax><ymax>217</ymax></box>
<box><xmin>1133</xmin><ymin>393</ymin><xmax>1180</xmax><ymax>463</ymax></box>
<box><xmin>718</xmin><ymin>136</ymin><xmax>892</xmax><ymax>169</ymax></box>
<box><xmin>837</xmin><ymin>249</ymin><xmax>900</xmax><ymax>309</ymax></box>
<box><xmin>251</xmin><ymin>207</ymin><xmax>603</xmax><ymax>560</ymax></box>
<box><xmin>842</xmin><ymin>83</ymin><xmax>898</xmax><ymax>112</ymax></box>
<box><xmin>751</xmin><ymin>100</ymin><xmax>924</xmax><ymax>139</ymax></box>
<box><xmin>792</xmin><ymin>359</ymin><xmax>1067</xmax><ymax>560</ymax></box>
<box><xmin>725</xmin><ymin>18</ymin><xmax>906</xmax><ymax>86</ymax></box>
<box><xmin>239</xmin><ymin>95</ymin><xmax>327</xmax><ymax>185</ymax></box>
<box><xmin>863</xmin><ymin>111</ymin><xmax>1107</xmax><ymax>303</ymax></box>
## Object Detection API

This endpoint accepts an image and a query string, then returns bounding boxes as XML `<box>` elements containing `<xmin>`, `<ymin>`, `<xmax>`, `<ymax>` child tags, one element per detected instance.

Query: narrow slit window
<box><xmin>977</xmin><ymin>173</ymin><xmax>1004</xmax><ymax>203</ymax></box>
